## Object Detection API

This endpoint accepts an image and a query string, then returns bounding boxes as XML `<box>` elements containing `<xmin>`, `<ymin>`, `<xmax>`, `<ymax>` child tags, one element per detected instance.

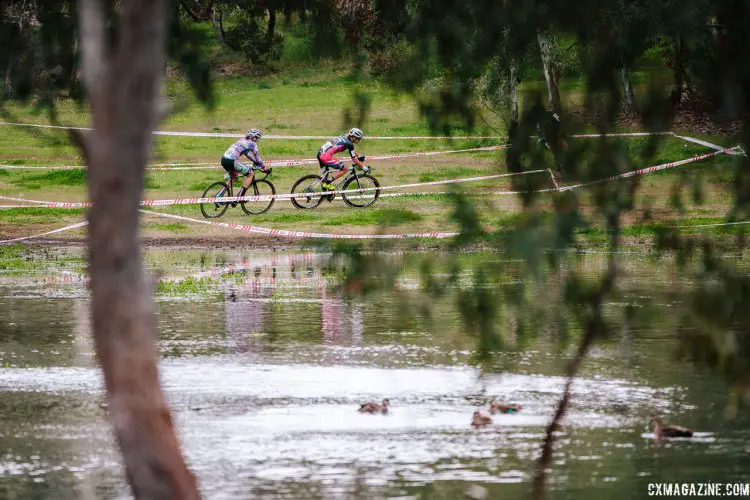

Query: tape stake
<box><xmin>548</xmin><ymin>169</ymin><xmax>559</xmax><ymax>190</ymax></box>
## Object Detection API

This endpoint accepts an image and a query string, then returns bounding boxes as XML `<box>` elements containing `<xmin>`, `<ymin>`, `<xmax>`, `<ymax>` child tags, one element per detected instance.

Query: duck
<box><xmin>471</xmin><ymin>411</ymin><xmax>493</xmax><ymax>428</ymax></box>
<box><xmin>359</xmin><ymin>399</ymin><xmax>389</xmax><ymax>414</ymax></box>
<box><xmin>650</xmin><ymin>414</ymin><xmax>693</xmax><ymax>438</ymax></box>
<box><xmin>489</xmin><ymin>401</ymin><xmax>522</xmax><ymax>414</ymax></box>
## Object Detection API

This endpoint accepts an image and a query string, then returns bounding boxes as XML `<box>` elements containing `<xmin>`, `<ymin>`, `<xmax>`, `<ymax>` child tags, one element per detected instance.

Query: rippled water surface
<box><xmin>0</xmin><ymin>248</ymin><xmax>748</xmax><ymax>499</ymax></box>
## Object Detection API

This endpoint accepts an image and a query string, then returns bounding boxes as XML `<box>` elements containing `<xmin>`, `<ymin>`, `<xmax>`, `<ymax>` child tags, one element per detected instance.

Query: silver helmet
<box><xmin>348</xmin><ymin>127</ymin><xmax>364</xmax><ymax>140</ymax></box>
<box><xmin>246</xmin><ymin>128</ymin><xmax>262</xmax><ymax>140</ymax></box>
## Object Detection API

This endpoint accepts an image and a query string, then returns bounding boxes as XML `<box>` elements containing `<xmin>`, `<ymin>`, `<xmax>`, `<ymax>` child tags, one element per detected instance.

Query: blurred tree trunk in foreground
<box><xmin>76</xmin><ymin>0</ymin><xmax>200</xmax><ymax>497</ymax></box>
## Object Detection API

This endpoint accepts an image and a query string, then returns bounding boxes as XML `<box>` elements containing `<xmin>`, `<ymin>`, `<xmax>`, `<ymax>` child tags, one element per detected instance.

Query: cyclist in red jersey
<box><xmin>318</xmin><ymin>127</ymin><xmax>366</xmax><ymax>193</ymax></box>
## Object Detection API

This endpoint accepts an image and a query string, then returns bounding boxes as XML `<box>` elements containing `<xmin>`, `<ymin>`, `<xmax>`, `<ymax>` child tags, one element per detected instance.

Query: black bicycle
<box><xmin>199</xmin><ymin>169</ymin><xmax>275</xmax><ymax>219</ymax></box>
<box><xmin>290</xmin><ymin>159</ymin><xmax>380</xmax><ymax>210</ymax></box>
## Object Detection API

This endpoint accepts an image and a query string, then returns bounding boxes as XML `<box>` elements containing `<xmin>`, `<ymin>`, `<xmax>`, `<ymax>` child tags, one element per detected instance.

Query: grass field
<box><xmin>0</xmin><ymin>66</ymin><xmax>745</xmax><ymax>248</ymax></box>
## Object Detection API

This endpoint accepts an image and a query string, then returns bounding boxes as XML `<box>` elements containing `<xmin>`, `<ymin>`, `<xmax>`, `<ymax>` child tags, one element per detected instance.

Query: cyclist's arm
<box><xmin>244</xmin><ymin>144</ymin><xmax>267</xmax><ymax>170</ymax></box>
<box><xmin>351</xmin><ymin>153</ymin><xmax>365</xmax><ymax>168</ymax></box>
<box><xmin>348</xmin><ymin>145</ymin><xmax>365</xmax><ymax>168</ymax></box>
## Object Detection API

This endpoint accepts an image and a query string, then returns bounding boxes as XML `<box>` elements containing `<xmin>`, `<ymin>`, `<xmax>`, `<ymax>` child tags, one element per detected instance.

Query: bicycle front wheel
<box><xmin>290</xmin><ymin>174</ymin><xmax>325</xmax><ymax>209</ymax></box>
<box><xmin>241</xmin><ymin>179</ymin><xmax>276</xmax><ymax>215</ymax></box>
<box><xmin>342</xmin><ymin>174</ymin><xmax>380</xmax><ymax>208</ymax></box>
<box><xmin>200</xmin><ymin>181</ymin><xmax>231</xmax><ymax>219</ymax></box>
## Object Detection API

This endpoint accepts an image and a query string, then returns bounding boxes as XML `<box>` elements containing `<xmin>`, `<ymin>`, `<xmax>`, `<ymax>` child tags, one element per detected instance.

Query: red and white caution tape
<box><xmin>0</xmin><ymin>132</ymin><xmax>732</xmax><ymax>173</ymax></box>
<box><xmin>0</xmin><ymin>149</ymin><xmax>738</xmax><ymax>244</ymax></box>
<box><xmin>355</xmin><ymin>146</ymin><xmax>739</xmax><ymax>198</ymax></box>
<box><xmin>569</xmin><ymin>132</ymin><xmax>674</xmax><ymax>138</ymax></box>
<box><xmin>0</xmin><ymin>147</ymin><xmax>736</xmax><ymax>210</ymax></box>
<box><xmin>0</xmin><ymin>145</ymin><xmax>509</xmax><ymax>171</ymax></box>
<box><xmin>563</xmin><ymin>147</ymin><xmax>737</xmax><ymax>190</ymax></box>
<box><xmin>0</xmin><ymin>194</ymin><xmax>58</xmax><ymax>206</ymax></box>
<box><xmin>140</xmin><ymin>209</ymin><xmax>457</xmax><ymax>239</ymax></box>
<box><xmin>672</xmin><ymin>134</ymin><xmax>744</xmax><ymax>155</ymax></box>
<box><xmin>0</xmin><ymin>121</ymin><xmax>497</xmax><ymax>140</ymax></box>
<box><xmin>0</xmin><ymin>170</ymin><xmax>543</xmax><ymax>208</ymax></box>
<box><xmin>0</xmin><ymin>221</ymin><xmax>88</xmax><ymax>244</ymax></box>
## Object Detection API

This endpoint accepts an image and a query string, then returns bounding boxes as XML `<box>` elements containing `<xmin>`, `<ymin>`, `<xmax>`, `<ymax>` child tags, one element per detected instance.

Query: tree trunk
<box><xmin>509</xmin><ymin>59</ymin><xmax>519</xmax><ymax>123</ymax></box>
<box><xmin>670</xmin><ymin>37</ymin><xmax>685</xmax><ymax>107</ymax></box>
<box><xmin>266</xmin><ymin>7</ymin><xmax>277</xmax><ymax>46</ymax></box>
<box><xmin>213</xmin><ymin>6</ymin><xmax>226</xmax><ymax>48</ymax></box>
<box><xmin>3</xmin><ymin>59</ymin><xmax>12</xmax><ymax>96</ymax></box>
<box><xmin>621</xmin><ymin>65</ymin><xmax>636</xmax><ymax>114</ymax></box>
<box><xmin>538</xmin><ymin>31</ymin><xmax>562</xmax><ymax>114</ymax></box>
<box><xmin>75</xmin><ymin>0</ymin><xmax>200</xmax><ymax>498</ymax></box>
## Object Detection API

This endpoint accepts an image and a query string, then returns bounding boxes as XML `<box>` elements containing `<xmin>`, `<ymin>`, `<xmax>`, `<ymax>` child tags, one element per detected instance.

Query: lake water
<box><xmin>0</xmin><ymin>247</ymin><xmax>748</xmax><ymax>499</ymax></box>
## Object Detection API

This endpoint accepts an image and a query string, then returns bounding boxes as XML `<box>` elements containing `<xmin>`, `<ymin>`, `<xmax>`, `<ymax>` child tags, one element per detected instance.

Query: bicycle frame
<box><xmin>216</xmin><ymin>169</ymin><xmax>272</xmax><ymax>202</ymax></box>
<box><xmin>318</xmin><ymin>165</ymin><xmax>362</xmax><ymax>190</ymax></box>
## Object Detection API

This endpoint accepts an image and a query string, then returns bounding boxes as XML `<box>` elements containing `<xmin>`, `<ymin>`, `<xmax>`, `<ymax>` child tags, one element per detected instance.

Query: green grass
<box><xmin>419</xmin><ymin>167</ymin><xmax>489</xmax><ymax>183</ymax></box>
<box><xmin>0</xmin><ymin>243</ymin><xmax>84</xmax><ymax>273</ymax></box>
<box><xmin>253</xmin><ymin>212</ymin><xmax>320</xmax><ymax>224</ymax></box>
<box><xmin>155</xmin><ymin>276</ymin><xmax>223</xmax><ymax>295</ymax></box>
<box><xmin>0</xmin><ymin>61</ymin><xmax>743</xmax><ymax>245</ymax></box>
<box><xmin>0</xmin><ymin>243</ymin><xmax>25</xmax><ymax>259</ymax></box>
<box><xmin>12</xmin><ymin>169</ymin><xmax>86</xmax><ymax>189</ymax></box>
<box><xmin>144</xmin><ymin>223</ymin><xmax>189</xmax><ymax>233</ymax></box>
<box><xmin>0</xmin><ymin>207</ymin><xmax>85</xmax><ymax>226</ymax></box>
<box><xmin>322</xmin><ymin>208</ymin><xmax>423</xmax><ymax>227</ymax></box>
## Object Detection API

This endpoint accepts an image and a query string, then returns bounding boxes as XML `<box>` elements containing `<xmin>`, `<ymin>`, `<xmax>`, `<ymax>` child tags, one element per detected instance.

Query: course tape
<box><xmin>357</xmin><ymin>147</ymin><xmax>739</xmax><ymax>198</ymax></box>
<box><xmin>3</xmin><ymin>120</ymin><xmax>718</xmax><ymax>143</ymax></box>
<box><xmin>0</xmin><ymin>221</ymin><xmax>88</xmax><ymax>244</ymax></box>
<box><xmin>0</xmin><ymin>170</ymin><xmax>543</xmax><ymax>208</ymax></box>
<box><xmin>0</xmin><ymin>145</ymin><xmax>509</xmax><ymax>171</ymax></box>
<box><xmin>0</xmin><ymin>121</ymin><xmax>496</xmax><ymax>140</ymax></box>
<box><xmin>140</xmin><ymin>209</ymin><xmax>458</xmax><ymax>239</ymax></box>
<box><xmin>0</xmin><ymin>147</ymin><xmax>736</xmax><ymax>210</ymax></box>
<box><xmin>0</xmin><ymin>132</ymin><xmax>732</xmax><ymax>172</ymax></box>
<box><xmin>0</xmin><ymin>148</ymin><xmax>739</xmax><ymax>244</ymax></box>
<box><xmin>674</xmin><ymin>220</ymin><xmax>750</xmax><ymax>229</ymax></box>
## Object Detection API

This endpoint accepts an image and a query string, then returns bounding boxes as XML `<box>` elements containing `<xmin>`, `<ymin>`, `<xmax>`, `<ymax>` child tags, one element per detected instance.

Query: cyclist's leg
<box><xmin>233</xmin><ymin>160</ymin><xmax>254</xmax><ymax>196</ymax></box>
<box><xmin>321</xmin><ymin>161</ymin><xmax>345</xmax><ymax>188</ymax></box>
<box><xmin>328</xmin><ymin>161</ymin><xmax>348</xmax><ymax>182</ymax></box>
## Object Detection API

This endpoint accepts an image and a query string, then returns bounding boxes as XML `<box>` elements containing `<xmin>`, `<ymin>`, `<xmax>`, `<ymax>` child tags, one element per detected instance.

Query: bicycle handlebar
<box><xmin>256</xmin><ymin>168</ymin><xmax>272</xmax><ymax>178</ymax></box>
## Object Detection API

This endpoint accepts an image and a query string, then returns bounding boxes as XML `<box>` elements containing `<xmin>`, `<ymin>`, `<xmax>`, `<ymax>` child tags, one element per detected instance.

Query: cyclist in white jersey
<box><xmin>220</xmin><ymin>128</ymin><xmax>270</xmax><ymax>198</ymax></box>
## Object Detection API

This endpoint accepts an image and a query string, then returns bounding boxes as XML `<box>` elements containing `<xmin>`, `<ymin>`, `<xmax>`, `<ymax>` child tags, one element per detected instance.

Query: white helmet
<box><xmin>348</xmin><ymin>127</ymin><xmax>364</xmax><ymax>140</ymax></box>
<box><xmin>246</xmin><ymin>128</ymin><xmax>262</xmax><ymax>140</ymax></box>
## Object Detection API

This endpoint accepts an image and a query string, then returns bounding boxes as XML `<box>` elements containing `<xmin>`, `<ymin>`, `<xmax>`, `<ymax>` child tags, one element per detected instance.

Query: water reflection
<box><xmin>0</xmin><ymin>249</ymin><xmax>749</xmax><ymax>499</ymax></box>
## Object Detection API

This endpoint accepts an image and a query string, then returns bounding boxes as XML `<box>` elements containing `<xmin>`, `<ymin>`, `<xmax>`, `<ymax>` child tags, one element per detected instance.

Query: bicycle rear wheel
<box><xmin>200</xmin><ymin>181</ymin><xmax>231</xmax><ymax>219</ymax></box>
<box><xmin>241</xmin><ymin>179</ymin><xmax>276</xmax><ymax>215</ymax></box>
<box><xmin>342</xmin><ymin>174</ymin><xmax>380</xmax><ymax>208</ymax></box>
<box><xmin>290</xmin><ymin>174</ymin><xmax>325</xmax><ymax>209</ymax></box>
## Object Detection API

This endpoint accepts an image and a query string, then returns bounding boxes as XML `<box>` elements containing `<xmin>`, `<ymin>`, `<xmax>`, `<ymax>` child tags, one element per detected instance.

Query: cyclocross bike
<box><xmin>289</xmin><ymin>158</ymin><xmax>381</xmax><ymax>209</ymax></box>
<box><xmin>199</xmin><ymin>168</ymin><xmax>275</xmax><ymax>219</ymax></box>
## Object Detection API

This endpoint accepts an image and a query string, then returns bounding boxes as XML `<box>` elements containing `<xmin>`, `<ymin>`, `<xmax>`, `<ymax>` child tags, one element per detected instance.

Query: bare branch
<box><xmin>531</xmin><ymin>268</ymin><xmax>615</xmax><ymax>500</ymax></box>
<box><xmin>179</xmin><ymin>0</ymin><xmax>214</xmax><ymax>21</ymax></box>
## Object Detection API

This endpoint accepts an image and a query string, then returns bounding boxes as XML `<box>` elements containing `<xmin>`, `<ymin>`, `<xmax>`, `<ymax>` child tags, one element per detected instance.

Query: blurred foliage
<box><xmin>321</xmin><ymin>0</ymin><xmax>750</xmax><ymax>417</ymax></box>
